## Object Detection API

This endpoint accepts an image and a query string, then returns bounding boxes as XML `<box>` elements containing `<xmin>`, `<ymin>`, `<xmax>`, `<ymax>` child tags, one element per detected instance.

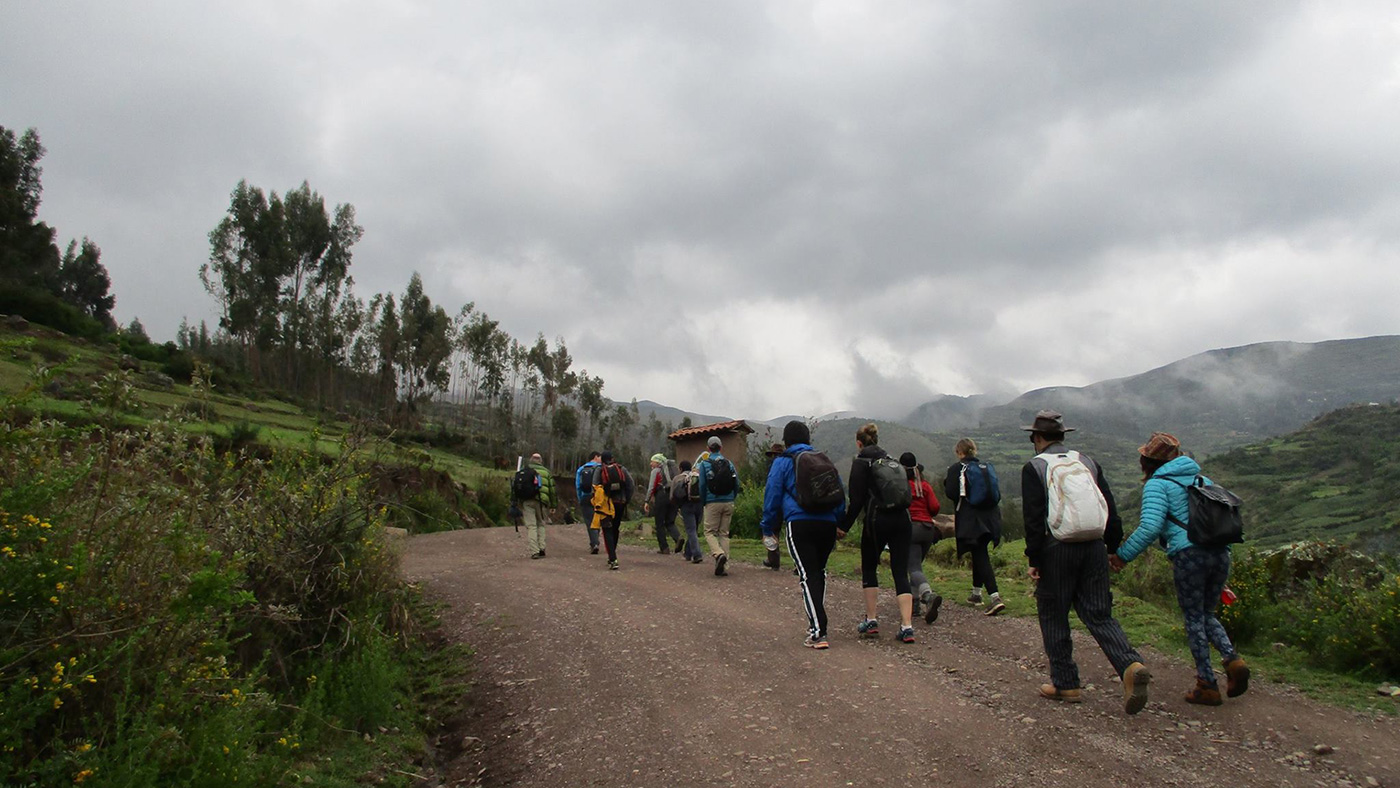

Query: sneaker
<box><xmin>658</xmin><ymin>548</ymin><xmax>671</xmax><ymax>555</ymax></box>
<box><xmin>1185</xmin><ymin>678</ymin><xmax>1222</xmax><ymax>706</ymax></box>
<box><xmin>804</xmin><ymin>634</ymin><xmax>830</xmax><ymax>650</ymax></box>
<box><xmin>675</xmin><ymin>538</ymin><xmax>686</xmax><ymax>555</ymax></box>
<box><xmin>984</xmin><ymin>594</ymin><xmax>1006</xmax><ymax>617</ymax></box>
<box><xmin>1223</xmin><ymin>657</ymin><xmax>1250</xmax><ymax>698</ymax></box>
<box><xmin>608</xmin><ymin>559</ymin><xmax>619</xmax><ymax>571</ymax></box>
<box><xmin>690</xmin><ymin>556</ymin><xmax>704</xmax><ymax>564</ymax></box>
<box><xmin>1039</xmin><ymin>684</ymin><xmax>1083</xmax><ymax>703</ymax></box>
<box><xmin>897</xmin><ymin>626</ymin><xmax>916</xmax><ymax>644</ymax></box>
<box><xmin>1122</xmin><ymin>662</ymin><xmax>1151</xmax><ymax>715</ymax></box>
<box><xmin>589</xmin><ymin>546</ymin><xmax>599</xmax><ymax>555</ymax></box>
<box><xmin>924</xmin><ymin>594</ymin><xmax>943</xmax><ymax>624</ymax></box>
<box><xmin>857</xmin><ymin>619</ymin><xmax>880</xmax><ymax>638</ymax></box>
<box><xmin>715</xmin><ymin>554</ymin><xmax>728</xmax><ymax>576</ymax></box>
<box><xmin>530</xmin><ymin>552</ymin><xmax>544</xmax><ymax>560</ymax></box>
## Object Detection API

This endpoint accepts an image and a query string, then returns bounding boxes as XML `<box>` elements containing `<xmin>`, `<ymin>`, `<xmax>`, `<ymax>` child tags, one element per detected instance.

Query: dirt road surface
<box><xmin>403</xmin><ymin>525</ymin><xmax>1398</xmax><ymax>788</ymax></box>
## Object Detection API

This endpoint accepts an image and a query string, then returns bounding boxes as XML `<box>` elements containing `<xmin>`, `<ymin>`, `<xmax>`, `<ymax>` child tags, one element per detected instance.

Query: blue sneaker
<box><xmin>857</xmin><ymin>618</ymin><xmax>880</xmax><ymax>638</ymax></box>
<box><xmin>897</xmin><ymin>626</ymin><xmax>916</xmax><ymax>644</ymax></box>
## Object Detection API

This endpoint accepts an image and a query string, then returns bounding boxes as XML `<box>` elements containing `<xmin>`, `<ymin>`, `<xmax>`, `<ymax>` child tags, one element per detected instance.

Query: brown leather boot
<box><xmin>1185</xmin><ymin>678</ymin><xmax>1223</xmax><ymax>706</ymax></box>
<box><xmin>1223</xmin><ymin>657</ymin><xmax>1250</xmax><ymax>698</ymax></box>
<box><xmin>1122</xmin><ymin>662</ymin><xmax>1151</xmax><ymax>715</ymax></box>
<box><xmin>1039</xmin><ymin>684</ymin><xmax>1082</xmax><ymax>703</ymax></box>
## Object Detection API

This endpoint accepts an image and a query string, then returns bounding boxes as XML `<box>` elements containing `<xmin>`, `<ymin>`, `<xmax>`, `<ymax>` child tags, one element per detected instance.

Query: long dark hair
<box><xmin>1140</xmin><ymin>454</ymin><xmax>1168</xmax><ymax>482</ymax></box>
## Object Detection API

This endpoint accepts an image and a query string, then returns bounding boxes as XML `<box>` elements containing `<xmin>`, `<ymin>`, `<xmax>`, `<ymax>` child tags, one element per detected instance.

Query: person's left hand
<box><xmin>1108</xmin><ymin>554</ymin><xmax>1126</xmax><ymax>572</ymax></box>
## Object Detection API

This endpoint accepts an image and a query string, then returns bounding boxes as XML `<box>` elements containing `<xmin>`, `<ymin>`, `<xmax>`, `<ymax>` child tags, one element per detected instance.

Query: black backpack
<box><xmin>793</xmin><ymin>450</ymin><xmax>845</xmax><ymax>512</ymax></box>
<box><xmin>867</xmin><ymin>456</ymin><xmax>912</xmax><ymax>511</ymax></box>
<box><xmin>600</xmin><ymin>463</ymin><xmax>628</xmax><ymax>502</ymax></box>
<box><xmin>512</xmin><ymin>466</ymin><xmax>540</xmax><ymax>500</ymax></box>
<box><xmin>1166</xmin><ymin>476</ymin><xmax>1244</xmax><ymax>548</ymax></box>
<box><xmin>706</xmin><ymin>457</ymin><xmax>737</xmax><ymax>496</ymax></box>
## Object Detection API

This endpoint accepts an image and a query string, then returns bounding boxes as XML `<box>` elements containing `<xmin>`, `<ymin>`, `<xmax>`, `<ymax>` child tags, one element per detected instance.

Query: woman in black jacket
<box><xmin>838</xmin><ymin>423</ymin><xmax>916</xmax><ymax>643</ymax></box>
<box><xmin>943</xmin><ymin>438</ymin><xmax>1006</xmax><ymax>616</ymax></box>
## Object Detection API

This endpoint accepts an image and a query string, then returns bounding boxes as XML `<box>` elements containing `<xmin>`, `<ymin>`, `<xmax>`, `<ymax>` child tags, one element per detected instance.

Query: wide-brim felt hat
<box><xmin>764</xmin><ymin>442</ymin><xmax>785</xmax><ymax>457</ymax></box>
<box><xmin>1139</xmin><ymin>432</ymin><xmax>1182</xmax><ymax>461</ymax></box>
<box><xmin>1021</xmin><ymin>409</ymin><xmax>1076</xmax><ymax>433</ymax></box>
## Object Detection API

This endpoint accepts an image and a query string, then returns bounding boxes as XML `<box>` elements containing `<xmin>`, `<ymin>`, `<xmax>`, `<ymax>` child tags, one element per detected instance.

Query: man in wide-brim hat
<box><xmin>1020</xmin><ymin>409</ymin><xmax>1153</xmax><ymax>714</ymax></box>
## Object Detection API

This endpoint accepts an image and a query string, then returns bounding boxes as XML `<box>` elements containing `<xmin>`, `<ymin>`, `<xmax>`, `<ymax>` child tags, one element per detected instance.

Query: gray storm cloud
<box><xmin>3</xmin><ymin>0</ymin><xmax>1398</xmax><ymax>418</ymax></box>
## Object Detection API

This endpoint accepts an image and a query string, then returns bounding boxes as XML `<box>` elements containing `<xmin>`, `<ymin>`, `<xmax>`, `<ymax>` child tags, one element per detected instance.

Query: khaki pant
<box><xmin>521</xmin><ymin>500</ymin><xmax>547</xmax><ymax>555</ymax></box>
<box><xmin>703</xmin><ymin>501</ymin><xmax>734</xmax><ymax>557</ymax></box>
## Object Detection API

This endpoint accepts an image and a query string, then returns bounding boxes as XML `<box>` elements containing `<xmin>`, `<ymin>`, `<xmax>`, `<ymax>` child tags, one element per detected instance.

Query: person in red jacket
<box><xmin>901</xmin><ymin>453</ymin><xmax>944</xmax><ymax>624</ymax></box>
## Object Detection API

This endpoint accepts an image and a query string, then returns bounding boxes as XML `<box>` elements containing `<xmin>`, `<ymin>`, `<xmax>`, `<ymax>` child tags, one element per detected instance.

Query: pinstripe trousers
<box><xmin>1036</xmin><ymin>540</ymin><xmax>1143</xmax><ymax>690</ymax></box>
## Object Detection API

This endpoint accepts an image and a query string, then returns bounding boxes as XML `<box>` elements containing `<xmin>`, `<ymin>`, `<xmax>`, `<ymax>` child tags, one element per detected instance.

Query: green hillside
<box><xmin>1205</xmin><ymin>404</ymin><xmax>1400</xmax><ymax>551</ymax></box>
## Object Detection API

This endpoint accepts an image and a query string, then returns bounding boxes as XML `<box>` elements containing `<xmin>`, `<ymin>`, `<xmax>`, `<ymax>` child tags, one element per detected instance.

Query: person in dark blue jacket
<box><xmin>761</xmin><ymin>420</ymin><xmax>847</xmax><ymax>649</ymax></box>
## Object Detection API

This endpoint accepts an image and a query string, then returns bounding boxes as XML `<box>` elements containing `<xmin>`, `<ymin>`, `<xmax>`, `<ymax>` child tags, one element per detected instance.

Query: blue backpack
<box><xmin>959</xmin><ymin>460</ymin><xmax>1001</xmax><ymax>509</ymax></box>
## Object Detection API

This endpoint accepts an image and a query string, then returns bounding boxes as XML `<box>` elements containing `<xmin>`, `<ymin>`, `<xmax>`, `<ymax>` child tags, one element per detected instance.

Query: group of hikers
<box><xmin>510</xmin><ymin>408</ymin><xmax>1250</xmax><ymax>714</ymax></box>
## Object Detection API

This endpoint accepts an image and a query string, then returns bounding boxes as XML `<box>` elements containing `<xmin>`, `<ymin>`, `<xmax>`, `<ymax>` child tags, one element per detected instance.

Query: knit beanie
<box><xmin>782</xmin><ymin>420</ymin><xmax>811</xmax><ymax>447</ymax></box>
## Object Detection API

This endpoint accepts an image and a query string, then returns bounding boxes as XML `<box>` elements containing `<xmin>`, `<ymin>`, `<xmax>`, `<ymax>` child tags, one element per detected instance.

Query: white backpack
<box><xmin>1037</xmin><ymin>450</ymin><xmax>1108</xmax><ymax>542</ymax></box>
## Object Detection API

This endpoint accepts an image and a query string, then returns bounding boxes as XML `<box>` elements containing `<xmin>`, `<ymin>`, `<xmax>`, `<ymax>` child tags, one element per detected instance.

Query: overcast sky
<box><xmin>4</xmin><ymin>1</ymin><xmax>1398</xmax><ymax>420</ymax></box>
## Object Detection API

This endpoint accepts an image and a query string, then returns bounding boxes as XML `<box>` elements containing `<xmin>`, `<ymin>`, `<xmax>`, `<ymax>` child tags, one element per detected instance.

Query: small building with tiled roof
<box><xmin>668</xmin><ymin>419</ymin><xmax>754</xmax><ymax>467</ymax></box>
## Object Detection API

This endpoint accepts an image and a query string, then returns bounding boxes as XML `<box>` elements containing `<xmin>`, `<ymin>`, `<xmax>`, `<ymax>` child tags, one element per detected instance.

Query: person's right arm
<box><xmin>1022</xmin><ymin>462</ymin><xmax>1048</xmax><ymax>569</ymax></box>
<box><xmin>760</xmin><ymin>459</ymin><xmax>787</xmax><ymax>537</ymax></box>
<box><xmin>839</xmin><ymin>457</ymin><xmax>867</xmax><ymax>533</ymax></box>
<box><xmin>1118</xmin><ymin>479</ymin><xmax>1169</xmax><ymax>563</ymax></box>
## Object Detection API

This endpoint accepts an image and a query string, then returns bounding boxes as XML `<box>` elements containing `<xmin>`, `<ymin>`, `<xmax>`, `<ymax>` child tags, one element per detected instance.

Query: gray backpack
<box><xmin>868</xmin><ymin>456</ymin><xmax>912</xmax><ymax>511</ymax></box>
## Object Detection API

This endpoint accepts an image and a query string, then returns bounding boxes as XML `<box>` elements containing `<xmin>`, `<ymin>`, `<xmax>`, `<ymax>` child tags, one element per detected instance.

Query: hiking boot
<box><xmin>715</xmin><ymin>554</ymin><xmax>728</xmax><ymax>576</ymax></box>
<box><xmin>608</xmin><ymin>559</ymin><xmax>619</xmax><ymax>571</ymax></box>
<box><xmin>763</xmin><ymin>549</ymin><xmax>781</xmax><ymax>570</ymax></box>
<box><xmin>589</xmin><ymin>546</ymin><xmax>599</xmax><ymax>555</ymax></box>
<box><xmin>897</xmin><ymin>626</ymin><xmax>916</xmax><ymax>644</ymax></box>
<box><xmin>1223</xmin><ymin>657</ymin><xmax>1250</xmax><ymax>698</ymax></box>
<box><xmin>924</xmin><ymin>593</ymin><xmax>944</xmax><ymax>625</ymax></box>
<box><xmin>675</xmin><ymin>538</ymin><xmax>686</xmax><ymax>555</ymax></box>
<box><xmin>690</xmin><ymin>556</ymin><xmax>703</xmax><ymax>564</ymax></box>
<box><xmin>1122</xmin><ymin>662</ymin><xmax>1151</xmax><ymax>715</ymax></box>
<box><xmin>1185</xmin><ymin>678</ymin><xmax>1223</xmax><ymax>706</ymax></box>
<box><xmin>804</xmin><ymin>634</ymin><xmax>830</xmax><ymax>650</ymax></box>
<box><xmin>1039</xmin><ymin>684</ymin><xmax>1083</xmax><ymax>703</ymax></box>
<box><xmin>967</xmin><ymin>590</ymin><xmax>983</xmax><ymax>605</ymax></box>
<box><xmin>658</xmin><ymin>548</ymin><xmax>671</xmax><ymax>555</ymax></box>
<box><xmin>984</xmin><ymin>594</ymin><xmax>1006</xmax><ymax>617</ymax></box>
<box><xmin>530</xmin><ymin>551</ymin><xmax>544</xmax><ymax>559</ymax></box>
<box><xmin>857</xmin><ymin>619</ymin><xmax>880</xmax><ymax>638</ymax></box>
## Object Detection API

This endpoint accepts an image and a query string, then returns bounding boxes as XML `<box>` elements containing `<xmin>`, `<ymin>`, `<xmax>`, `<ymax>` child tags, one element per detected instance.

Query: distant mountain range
<box><xmin>973</xmin><ymin>335</ymin><xmax>1400</xmax><ymax>455</ymax></box>
<box><xmin>642</xmin><ymin>335</ymin><xmax>1400</xmax><ymax>460</ymax></box>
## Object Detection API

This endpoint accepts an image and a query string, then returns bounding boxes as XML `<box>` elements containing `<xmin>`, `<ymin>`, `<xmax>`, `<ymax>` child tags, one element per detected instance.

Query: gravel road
<box><xmin>402</xmin><ymin>525</ymin><xmax>1398</xmax><ymax>788</ymax></box>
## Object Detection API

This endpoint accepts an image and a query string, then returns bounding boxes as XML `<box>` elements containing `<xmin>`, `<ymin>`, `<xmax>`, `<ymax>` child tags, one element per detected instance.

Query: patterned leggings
<box><xmin>1171</xmin><ymin>546</ymin><xmax>1239</xmax><ymax>683</ymax></box>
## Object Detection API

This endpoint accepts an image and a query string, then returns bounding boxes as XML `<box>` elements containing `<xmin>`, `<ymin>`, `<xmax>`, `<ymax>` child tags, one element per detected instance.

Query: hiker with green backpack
<box><xmin>838</xmin><ymin>423</ymin><xmax>917</xmax><ymax>644</ymax></box>
<box><xmin>1110</xmin><ymin>432</ymin><xmax>1250</xmax><ymax>706</ymax></box>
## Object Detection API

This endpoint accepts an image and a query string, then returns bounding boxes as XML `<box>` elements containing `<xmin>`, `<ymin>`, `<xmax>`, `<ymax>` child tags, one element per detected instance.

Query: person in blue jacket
<box><xmin>697</xmin><ymin>436</ymin><xmax>742</xmax><ymax>576</ymax></box>
<box><xmin>1110</xmin><ymin>432</ymin><xmax>1250</xmax><ymax>706</ymax></box>
<box><xmin>761</xmin><ymin>421</ymin><xmax>847</xmax><ymax>649</ymax></box>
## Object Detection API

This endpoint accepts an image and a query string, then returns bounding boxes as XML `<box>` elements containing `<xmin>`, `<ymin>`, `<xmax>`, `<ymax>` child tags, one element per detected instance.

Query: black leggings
<box><xmin>861</xmin><ymin>512</ymin><xmax>912</xmax><ymax>595</ymax></box>
<box><xmin>969</xmin><ymin>538</ymin><xmax>999</xmax><ymax>595</ymax></box>
<box><xmin>602</xmin><ymin>519</ymin><xmax>620</xmax><ymax>561</ymax></box>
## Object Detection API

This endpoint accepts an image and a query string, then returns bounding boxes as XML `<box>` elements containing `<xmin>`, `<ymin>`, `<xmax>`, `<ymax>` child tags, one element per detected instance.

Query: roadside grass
<box><xmin>619</xmin><ymin>523</ymin><xmax>1395</xmax><ymax>713</ymax></box>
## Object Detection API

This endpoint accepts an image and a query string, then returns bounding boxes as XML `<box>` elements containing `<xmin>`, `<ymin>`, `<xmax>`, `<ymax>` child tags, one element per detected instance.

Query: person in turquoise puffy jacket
<box><xmin>1111</xmin><ymin>432</ymin><xmax>1250</xmax><ymax>706</ymax></box>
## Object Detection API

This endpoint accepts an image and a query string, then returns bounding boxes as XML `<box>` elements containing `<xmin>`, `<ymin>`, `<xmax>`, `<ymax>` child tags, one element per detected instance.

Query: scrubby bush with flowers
<box><xmin>0</xmin><ymin>369</ymin><xmax>419</xmax><ymax>786</ymax></box>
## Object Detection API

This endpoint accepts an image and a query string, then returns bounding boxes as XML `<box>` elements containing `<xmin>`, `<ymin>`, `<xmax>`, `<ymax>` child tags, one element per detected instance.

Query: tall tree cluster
<box><xmin>0</xmin><ymin>126</ymin><xmax>116</xmax><ymax>329</ymax></box>
<box><xmin>198</xmin><ymin>179</ymin><xmax>656</xmax><ymax>470</ymax></box>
